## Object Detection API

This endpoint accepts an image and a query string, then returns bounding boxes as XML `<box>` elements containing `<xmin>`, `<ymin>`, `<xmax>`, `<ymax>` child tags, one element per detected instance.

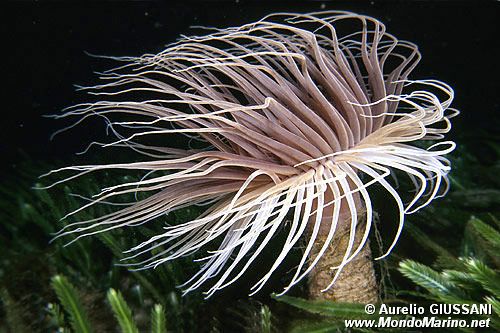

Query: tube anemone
<box><xmin>46</xmin><ymin>11</ymin><xmax>458</xmax><ymax>300</ymax></box>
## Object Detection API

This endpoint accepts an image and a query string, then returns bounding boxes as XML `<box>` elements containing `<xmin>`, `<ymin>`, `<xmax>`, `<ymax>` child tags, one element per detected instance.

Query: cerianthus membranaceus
<box><xmin>45</xmin><ymin>11</ymin><xmax>458</xmax><ymax>301</ymax></box>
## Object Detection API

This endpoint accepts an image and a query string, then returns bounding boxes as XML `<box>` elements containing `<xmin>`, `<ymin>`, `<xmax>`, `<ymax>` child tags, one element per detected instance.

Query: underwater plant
<box><xmin>45</xmin><ymin>11</ymin><xmax>457</xmax><ymax>302</ymax></box>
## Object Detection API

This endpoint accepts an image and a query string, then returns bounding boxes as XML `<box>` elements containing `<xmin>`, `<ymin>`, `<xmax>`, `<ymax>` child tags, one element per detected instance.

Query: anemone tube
<box><xmin>45</xmin><ymin>11</ymin><xmax>458</xmax><ymax>302</ymax></box>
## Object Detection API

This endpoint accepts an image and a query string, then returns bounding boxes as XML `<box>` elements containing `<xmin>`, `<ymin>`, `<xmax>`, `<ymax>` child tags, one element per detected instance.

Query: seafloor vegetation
<box><xmin>1</xmin><ymin>131</ymin><xmax>499</xmax><ymax>332</ymax></box>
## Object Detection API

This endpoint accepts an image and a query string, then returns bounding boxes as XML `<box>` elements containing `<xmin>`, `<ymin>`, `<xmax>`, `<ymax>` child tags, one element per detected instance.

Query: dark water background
<box><xmin>1</xmin><ymin>2</ymin><xmax>499</xmax><ymax>329</ymax></box>
<box><xmin>2</xmin><ymin>1</ymin><xmax>499</xmax><ymax>177</ymax></box>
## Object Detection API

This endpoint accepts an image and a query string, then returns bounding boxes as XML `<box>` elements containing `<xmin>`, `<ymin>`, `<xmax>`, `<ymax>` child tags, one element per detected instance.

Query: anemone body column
<box><xmin>308</xmin><ymin>189</ymin><xmax>378</xmax><ymax>303</ymax></box>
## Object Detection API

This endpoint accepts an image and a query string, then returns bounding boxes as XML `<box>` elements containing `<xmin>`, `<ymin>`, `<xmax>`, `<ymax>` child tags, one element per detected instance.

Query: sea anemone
<box><xmin>45</xmin><ymin>11</ymin><xmax>457</xmax><ymax>301</ymax></box>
